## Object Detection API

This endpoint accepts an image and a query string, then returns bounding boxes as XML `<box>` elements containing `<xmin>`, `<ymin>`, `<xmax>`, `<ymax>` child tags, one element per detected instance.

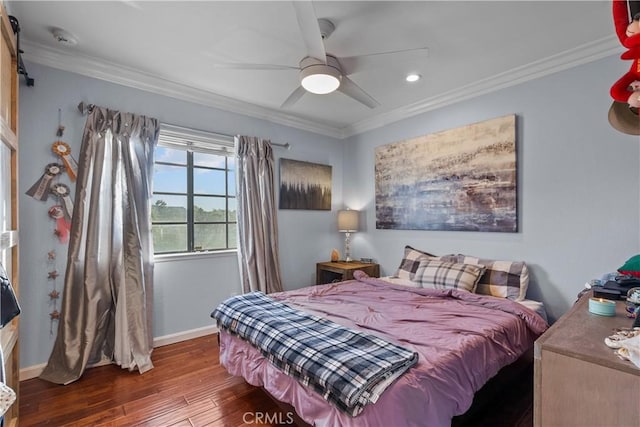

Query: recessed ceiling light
<box><xmin>406</xmin><ymin>73</ymin><xmax>421</xmax><ymax>83</ymax></box>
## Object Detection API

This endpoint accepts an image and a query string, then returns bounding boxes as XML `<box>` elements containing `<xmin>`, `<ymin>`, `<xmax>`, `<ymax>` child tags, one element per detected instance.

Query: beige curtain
<box><xmin>235</xmin><ymin>136</ymin><xmax>283</xmax><ymax>294</ymax></box>
<box><xmin>40</xmin><ymin>107</ymin><xmax>160</xmax><ymax>385</ymax></box>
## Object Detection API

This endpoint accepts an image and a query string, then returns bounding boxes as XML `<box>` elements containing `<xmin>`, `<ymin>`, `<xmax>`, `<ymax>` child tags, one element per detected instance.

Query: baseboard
<box><xmin>20</xmin><ymin>363</ymin><xmax>46</xmax><ymax>381</ymax></box>
<box><xmin>19</xmin><ymin>324</ymin><xmax>219</xmax><ymax>381</ymax></box>
<box><xmin>153</xmin><ymin>324</ymin><xmax>219</xmax><ymax>348</ymax></box>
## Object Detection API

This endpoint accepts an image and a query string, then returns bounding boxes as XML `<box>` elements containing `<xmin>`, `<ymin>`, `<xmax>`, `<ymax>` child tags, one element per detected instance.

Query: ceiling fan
<box><xmin>214</xmin><ymin>1</ymin><xmax>428</xmax><ymax>109</ymax></box>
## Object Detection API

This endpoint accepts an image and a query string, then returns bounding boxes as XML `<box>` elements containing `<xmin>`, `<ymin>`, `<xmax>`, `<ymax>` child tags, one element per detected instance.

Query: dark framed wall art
<box><xmin>279</xmin><ymin>158</ymin><xmax>332</xmax><ymax>210</ymax></box>
<box><xmin>375</xmin><ymin>114</ymin><xmax>517</xmax><ymax>232</ymax></box>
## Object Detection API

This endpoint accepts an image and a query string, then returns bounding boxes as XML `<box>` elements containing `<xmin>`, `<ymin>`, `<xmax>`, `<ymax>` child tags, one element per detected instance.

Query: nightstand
<box><xmin>316</xmin><ymin>261</ymin><xmax>380</xmax><ymax>285</ymax></box>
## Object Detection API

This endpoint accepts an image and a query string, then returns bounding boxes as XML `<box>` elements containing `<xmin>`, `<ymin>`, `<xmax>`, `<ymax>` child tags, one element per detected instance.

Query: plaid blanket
<box><xmin>212</xmin><ymin>291</ymin><xmax>418</xmax><ymax>416</ymax></box>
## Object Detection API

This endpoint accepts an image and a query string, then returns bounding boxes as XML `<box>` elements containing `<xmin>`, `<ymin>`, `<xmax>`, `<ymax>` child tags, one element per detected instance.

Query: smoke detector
<box><xmin>51</xmin><ymin>28</ymin><xmax>78</xmax><ymax>46</ymax></box>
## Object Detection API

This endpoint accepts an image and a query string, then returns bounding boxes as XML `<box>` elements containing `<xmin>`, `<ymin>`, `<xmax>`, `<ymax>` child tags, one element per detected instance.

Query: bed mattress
<box><xmin>218</xmin><ymin>273</ymin><xmax>548</xmax><ymax>426</ymax></box>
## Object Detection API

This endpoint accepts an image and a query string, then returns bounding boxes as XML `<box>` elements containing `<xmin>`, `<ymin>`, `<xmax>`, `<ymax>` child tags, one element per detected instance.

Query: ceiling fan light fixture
<box><xmin>300</xmin><ymin>64</ymin><xmax>341</xmax><ymax>94</ymax></box>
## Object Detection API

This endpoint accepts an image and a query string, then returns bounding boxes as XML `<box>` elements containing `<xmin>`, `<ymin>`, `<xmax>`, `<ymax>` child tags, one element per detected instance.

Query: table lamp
<box><xmin>337</xmin><ymin>209</ymin><xmax>359</xmax><ymax>262</ymax></box>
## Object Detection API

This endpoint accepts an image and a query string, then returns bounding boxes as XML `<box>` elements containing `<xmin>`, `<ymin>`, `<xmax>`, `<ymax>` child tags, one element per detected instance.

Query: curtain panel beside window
<box><xmin>40</xmin><ymin>107</ymin><xmax>160</xmax><ymax>385</ymax></box>
<box><xmin>235</xmin><ymin>136</ymin><xmax>283</xmax><ymax>294</ymax></box>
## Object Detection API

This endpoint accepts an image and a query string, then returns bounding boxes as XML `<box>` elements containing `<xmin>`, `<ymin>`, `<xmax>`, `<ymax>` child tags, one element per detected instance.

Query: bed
<box><xmin>214</xmin><ymin>249</ymin><xmax>548</xmax><ymax>427</ymax></box>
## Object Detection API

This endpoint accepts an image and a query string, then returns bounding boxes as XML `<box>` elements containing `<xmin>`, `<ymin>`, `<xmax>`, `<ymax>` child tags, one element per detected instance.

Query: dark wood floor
<box><xmin>20</xmin><ymin>334</ymin><xmax>533</xmax><ymax>426</ymax></box>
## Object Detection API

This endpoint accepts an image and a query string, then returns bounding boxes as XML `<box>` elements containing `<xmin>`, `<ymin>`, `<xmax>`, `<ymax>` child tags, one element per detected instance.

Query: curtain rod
<box><xmin>77</xmin><ymin>102</ymin><xmax>291</xmax><ymax>149</ymax></box>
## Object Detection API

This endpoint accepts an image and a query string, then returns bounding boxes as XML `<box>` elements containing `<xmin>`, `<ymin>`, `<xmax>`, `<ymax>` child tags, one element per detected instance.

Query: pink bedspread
<box><xmin>218</xmin><ymin>273</ymin><xmax>548</xmax><ymax>427</ymax></box>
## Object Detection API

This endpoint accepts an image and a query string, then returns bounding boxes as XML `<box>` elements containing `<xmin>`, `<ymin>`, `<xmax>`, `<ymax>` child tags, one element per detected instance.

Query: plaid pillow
<box><xmin>454</xmin><ymin>254</ymin><xmax>529</xmax><ymax>301</ymax></box>
<box><xmin>412</xmin><ymin>259</ymin><xmax>486</xmax><ymax>292</ymax></box>
<box><xmin>394</xmin><ymin>245</ymin><xmax>458</xmax><ymax>280</ymax></box>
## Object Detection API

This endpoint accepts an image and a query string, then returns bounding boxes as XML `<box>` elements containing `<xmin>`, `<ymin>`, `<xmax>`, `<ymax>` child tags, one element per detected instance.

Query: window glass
<box><xmin>153</xmin><ymin>224</ymin><xmax>188</xmax><ymax>253</ymax></box>
<box><xmin>194</xmin><ymin>196</ymin><xmax>226</xmax><ymax>222</ymax></box>
<box><xmin>194</xmin><ymin>168</ymin><xmax>226</xmax><ymax>195</ymax></box>
<box><xmin>153</xmin><ymin>164</ymin><xmax>187</xmax><ymax>193</ymax></box>
<box><xmin>152</xmin><ymin>195</ymin><xmax>187</xmax><ymax>222</ymax></box>
<box><xmin>228</xmin><ymin>198</ymin><xmax>237</xmax><ymax>222</ymax></box>
<box><xmin>151</xmin><ymin>128</ymin><xmax>236</xmax><ymax>255</ymax></box>
<box><xmin>156</xmin><ymin>146</ymin><xmax>186</xmax><ymax>165</ymax></box>
<box><xmin>194</xmin><ymin>223</ymin><xmax>227</xmax><ymax>250</ymax></box>
<box><xmin>227</xmin><ymin>171</ymin><xmax>236</xmax><ymax>196</ymax></box>
<box><xmin>228</xmin><ymin>223</ymin><xmax>237</xmax><ymax>249</ymax></box>
<box><xmin>194</xmin><ymin>152</ymin><xmax>226</xmax><ymax>168</ymax></box>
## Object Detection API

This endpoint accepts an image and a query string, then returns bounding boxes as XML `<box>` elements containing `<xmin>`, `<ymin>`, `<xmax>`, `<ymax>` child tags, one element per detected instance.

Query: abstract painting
<box><xmin>375</xmin><ymin>115</ymin><xmax>517</xmax><ymax>232</ymax></box>
<box><xmin>279</xmin><ymin>159</ymin><xmax>332</xmax><ymax>210</ymax></box>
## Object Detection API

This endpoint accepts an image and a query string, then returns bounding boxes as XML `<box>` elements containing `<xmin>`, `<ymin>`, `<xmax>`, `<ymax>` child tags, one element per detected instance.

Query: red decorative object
<box><xmin>47</xmin><ymin>270</ymin><xmax>59</xmax><ymax>280</ymax></box>
<box><xmin>613</xmin><ymin>0</ymin><xmax>640</xmax><ymax>52</ymax></box>
<box><xmin>611</xmin><ymin>1</ymin><xmax>640</xmax><ymax>105</ymax></box>
<box><xmin>48</xmin><ymin>205</ymin><xmax>71</xmax><ymax>243</ymax></box>
<box><xmin>608</xmin><ymin>1</ymin><xmax>640</xmax><ymax>135</ymax></box>
<box><xmin>610</xmin><ymin>61</ymin><xmax>640</xmax><ymax>106</ymax></box>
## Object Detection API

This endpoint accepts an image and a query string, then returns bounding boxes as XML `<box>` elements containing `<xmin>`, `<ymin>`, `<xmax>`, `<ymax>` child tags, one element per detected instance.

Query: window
<box><xmin>151</xmin><ymin>125</ymin><xmax>236</xmax><ymax>254</ymax></box>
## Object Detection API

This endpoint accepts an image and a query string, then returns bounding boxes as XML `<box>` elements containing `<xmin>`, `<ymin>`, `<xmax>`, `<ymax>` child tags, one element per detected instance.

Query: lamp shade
<box><xmin>337</xmin><ymin>210</ymin><xmax>359</xmax><ymax>232</ymax></box>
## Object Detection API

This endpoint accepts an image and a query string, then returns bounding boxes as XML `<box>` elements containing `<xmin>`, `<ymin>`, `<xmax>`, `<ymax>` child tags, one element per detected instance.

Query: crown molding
<box><xmin>342</xmin><ymin>35</ymin><xmax>622</xmax><ymax>138</ymax></box>
<box><xmin>20</xmin><ymin>40</ymin><xmax>344</xmax><ymax>139</ymax></box>
<box><xmin>22</xmin><ymin>36</ymin><xmax>621</xmax><ymax>140</ymax></box>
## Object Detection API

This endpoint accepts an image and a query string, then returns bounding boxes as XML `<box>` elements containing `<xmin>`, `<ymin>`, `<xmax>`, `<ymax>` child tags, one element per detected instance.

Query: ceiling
<box><xmin>7</xmin><ymin>1</ymin><xmax>619</xmax><ymax>138</ymax></box>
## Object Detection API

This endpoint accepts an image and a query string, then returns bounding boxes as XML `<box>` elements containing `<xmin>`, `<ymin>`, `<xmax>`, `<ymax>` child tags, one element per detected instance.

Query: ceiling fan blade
<box><xmin>211</xmin><ymin>63</ymin><xmax>298</xmax><ymax>71</ymax></box>
<box><xmin>292</xmin><ymin>0</ymin><xmax>327</xmax><ymax>63</ymax></box>
<box><xmin>339</xmin><ymin>47</ymin><xmax>428</xmax><ymax>76</ymax></box>
<box><xmin>338</xmin><ymin>76</ymin><xmax>380</xmax><ymax>109</ymax></box>
<box><xmin>281</xmin><ymin>86</ymin><xmax>307</xmax><ymax>108</ymax></box>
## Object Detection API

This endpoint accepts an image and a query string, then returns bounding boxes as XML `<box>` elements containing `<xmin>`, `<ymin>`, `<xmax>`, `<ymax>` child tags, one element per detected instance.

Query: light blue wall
<box><xmin>18</xmin><ymin>62</ymin><xmax>344</xmax><ymax>369</ymax></box>
<box><xmin>18</xmin><ymin>54</ymin><xmax>640</xmax><ymax>371</ymax></box>
<box><xmin>344</xmin><ymin>55</ymin><xmax>640</xmax><ymax>322</ymax></box>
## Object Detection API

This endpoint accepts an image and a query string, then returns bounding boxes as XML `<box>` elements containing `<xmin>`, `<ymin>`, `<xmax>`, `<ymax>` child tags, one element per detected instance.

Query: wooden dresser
<box><xmin>0</xmin><ymin>2</ymin><xmax>20</xmax><ymax>425</ymax></box>
<box><xmin>534</xmin><ymin>292</ymin><xmax>640</xmax><ymax>427</ymax></box>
